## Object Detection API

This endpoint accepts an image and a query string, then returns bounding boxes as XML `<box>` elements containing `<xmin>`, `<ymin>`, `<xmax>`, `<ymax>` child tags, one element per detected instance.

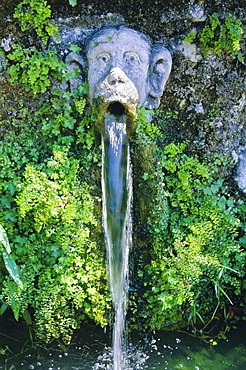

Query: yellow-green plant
<box><xmin>185</xmin><ymin>13</ymin><xmax>244</xmax><ymax>61</ymax></box>
<box><xmin>0</xmin><ymin>0</ymin><xmax>108</xmax><ymax>343</ymax></box>
<box><xmin>14</xmin><ymin>0</ymin><xmax>58</xmax><ymax>44</ymax></box>
<box><xmin>7</xmin><ymin>45</ymin><xmax>66</xmax><ymax>94</ymax></box>
<box><xmin>131</xmin><ymin>119</ymin><xmax>246</xmax><ymax>339</ymax></box>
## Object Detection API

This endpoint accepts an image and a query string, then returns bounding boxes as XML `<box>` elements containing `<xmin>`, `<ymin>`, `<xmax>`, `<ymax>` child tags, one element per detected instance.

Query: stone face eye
<box><xmin>97</xmin><ymin>53</ymin><xmax>110</xmax><ymax>63</ymax></box>
<box><xmin>124</xmin><ymin>52</ymin><xmax>140</xmax><ymax>66</ymax></box>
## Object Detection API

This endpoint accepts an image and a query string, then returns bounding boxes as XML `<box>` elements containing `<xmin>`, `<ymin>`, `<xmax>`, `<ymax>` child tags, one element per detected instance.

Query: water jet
<box><xmin>66</xmin><ymin>24</ymin><xmax>172</xmax><ymax>369</ymax></box>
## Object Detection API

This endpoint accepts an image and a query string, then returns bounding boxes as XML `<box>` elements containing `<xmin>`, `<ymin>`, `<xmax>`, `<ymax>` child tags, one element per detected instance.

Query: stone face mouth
<box><xmin>96</xmin><ymin>68</ymin><xmax>139</xmax><ymax>116</ymax></box>
<box><xmin>94</xmin><ymin>69</ymin><xmax>139</xmax><ymax>134</ymax></box>
<box><xmin>107</xmin><ymin>102</ymin><xmax>126</xmax><ymax>118</ymax></box>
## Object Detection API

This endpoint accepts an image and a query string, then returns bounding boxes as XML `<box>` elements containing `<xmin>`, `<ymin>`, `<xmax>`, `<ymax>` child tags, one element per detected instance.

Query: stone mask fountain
<box><xmin>65</xmin><ymin>25</ymin><xmax>172</xmax><ymax>369</ymax></box>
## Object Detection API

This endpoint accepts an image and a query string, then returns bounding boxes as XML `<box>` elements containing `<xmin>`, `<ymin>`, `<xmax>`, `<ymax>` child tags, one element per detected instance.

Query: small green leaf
<box><xmin>195</xmin><ymin>311</ymin><xmax>205</xmax><ymax>324</ymax></box>
<box><xmin>69</xmin><ymin>44</ymin><xmax>81</xmax><ymax>53</ymax></box>
<box><xmin>2</xmin><ymin>249</ymin><xmax>23</xmax><ymax>287</ymax></box>
<box><xmin>184</xmin><ymin>32</ymin><xmax>196</xmax><ymax>44</ymax></box>
<box><xmin>0</xmin><ymin>224</ymin><xmax>11</xmax><ymax>253</ymax></box>
<box><xmin>23</xmin><ymin>309</ymin><xmax>32</xmax><ymax>325</ymax></box>
<box><xmin>8</xmin><ymin>283</ymin><xmax>20</xmax><ymax>321</ymax></box>
<box><xmin>0</xmin><ymin>301</ymin><xmax>8</xmax><ymax>315</ymax></box>
<box><xmin>69</xmin><ymin>0</ymin><xmax>77</xmax><ymax>6</ymax></box>
<box><xmin>91</xmin><ymin>40</ymin><xmax>99</xmax><ymax>48</ymax></box>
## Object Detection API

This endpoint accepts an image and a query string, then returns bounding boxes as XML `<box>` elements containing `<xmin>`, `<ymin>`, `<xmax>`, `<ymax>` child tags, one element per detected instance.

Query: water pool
<box><xmin>1</xmin><ymin>317</ymin><xmax>246</xmax><ymax>370</ymax></box>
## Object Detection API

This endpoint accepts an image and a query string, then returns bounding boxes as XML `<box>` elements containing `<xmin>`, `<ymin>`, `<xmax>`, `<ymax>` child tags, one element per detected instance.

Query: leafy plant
<box><xmin>7</xmin><ymin>45</ymin><xmax>66</xmax><ymax>94</ymax></box>
<box><xmin>184</xmin><ymin>32</ymin><xmax>197</xmax><ymax>43</ymax></box>
<box><xmin>14</xmin><ymin>0</ymin><xmax>58</xmax><ymax>45</ymax></box>
<box><xmin>131</xmin><ymin>123</ymin><xmax>246</xmax><ymax>338</ymax></box>
<box><xmin>0</xmin><ymin>225</ymin><xmax>23</xmax><ymax>289</ymax></box>
<box><xmin>0</xmin><ymin>0</ymin><xmax>109</xmax><ymax>343</ymax></box>
<box><xmin>0</xmin><ymin>136</ymin><xmax>110</xmax><ymax>342</ymax></box>
<box><xmin>185</xmin><ymin>13</ymin><xmax>244</xmax><ymax>61</ymax></box>
<box><xmin>136</xmin><ymin>106</ymin><xmax>159</xmax><ymax>140</ymax></box>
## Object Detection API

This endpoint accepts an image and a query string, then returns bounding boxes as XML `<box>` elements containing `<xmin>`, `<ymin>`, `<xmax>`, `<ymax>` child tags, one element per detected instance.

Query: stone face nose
<box><xmin>107</xmin><ymin>68</ymin><xmax>128</xmax><ymax>85</ymax></box>
<box><xmin>97</xmin><ymin>66</ymin><xmax>139</xmax><ymax>119</ymax></box>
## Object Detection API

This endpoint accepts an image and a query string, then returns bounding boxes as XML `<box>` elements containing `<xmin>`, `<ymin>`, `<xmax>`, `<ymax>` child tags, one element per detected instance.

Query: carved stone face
<box><xmin>86</xmin><ymin>28</ymin><xmax>151</xmax><ymax>110</ymax></box>
<box><xmin>66</xmin><ymin>26</ymin><xmax>172</xmax><ymax>115</ymax></box>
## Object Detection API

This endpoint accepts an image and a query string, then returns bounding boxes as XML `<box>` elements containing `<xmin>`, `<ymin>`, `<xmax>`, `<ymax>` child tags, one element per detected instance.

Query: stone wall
<box><xmin>0</xmin><ymin>0</ymin><xmax>246</xmax><ymax>189</ymax></box>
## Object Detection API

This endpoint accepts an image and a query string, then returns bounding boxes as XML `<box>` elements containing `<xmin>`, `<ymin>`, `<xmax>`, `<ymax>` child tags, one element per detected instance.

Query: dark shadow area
<box><xmin>107</xmin><ymin>102</ymin><xmax>126</xmax><ymax>118</ymax></box>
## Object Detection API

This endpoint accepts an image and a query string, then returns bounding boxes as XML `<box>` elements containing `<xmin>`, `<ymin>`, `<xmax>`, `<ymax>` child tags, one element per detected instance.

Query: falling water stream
<box><xmin>1</xmin><ymin>110</ymin><xmax>246</xmax><ymax>369</ymax></box>
<box><xmin>101</xmin><ymin>107</ymin><xmax>133</xmax><ymax>369</ymax></box>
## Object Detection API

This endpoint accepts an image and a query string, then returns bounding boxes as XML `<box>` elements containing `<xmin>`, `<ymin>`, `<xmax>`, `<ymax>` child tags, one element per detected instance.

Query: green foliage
<box><xmin>12</xmin><ymin>146</ymin><xmax>109</xmax><ymax>340</ymax></box>
<box><xmin>1</xmin><ymin>0</ymin><xmax>246</xmax><ymax>345</ymax></box>
<box><xmin>184</xmin><ymin>32</ymin><xmax>197</xmax><ymax>43</ymax></box>
<box><xmin>132</xmin><ymin>131</ymin><xmax>246</xmax><ymax>336</ymax></box>
<box><xmin>7</xmin><ymin>45</ymin><xmax>66</xmax><ymax>94</ymax></box>
<box><xmin>187</xmin><ymin>13</ymin><xmax>244</xmax><ymax>61</ymax></box>
<box><xmin>13</xmin><ymin>0</ymin><xmax>58</xmax><ymax>45</ymax></box>
<box><xmin>69</xmin><ymin>44</ymin><xmax>82</xmax><ymax>54</ymax></box>
<box><xmin>201</xmin><ymin>13</ymin><xmax>243</xmax><ymax>61</ymax></box>
<box><xmin>0</xmin><ymin>70</ymin><xmax>106</xmax><ymax>342</ymax></box>
<box><xmin>0</xmin><ymin>1</ymin><xmax>109</xmax><ymax>343</ymax></box>
<box><xmin>0</xmin><ymin>130</ymin><xmax>109</xmax><ymax>342</ymax></box>
<box><xmin>206</xmin><ymin>102</ymin><xmax>221</xmax><ymax>121</ymax></box>
<box><xmin>136</xmin><ymin>106</ymin><xmax>159</xmax><ymax>140</ymax></box>
<box><xmin>40</xmin><ymin>92</ymin><xmax>77</xmax><ymax>136</ymax></box>
<box><xmin>0</xmin><ymin>225</ymin><xmax>23</xmax><ymax>289</ymax></box>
